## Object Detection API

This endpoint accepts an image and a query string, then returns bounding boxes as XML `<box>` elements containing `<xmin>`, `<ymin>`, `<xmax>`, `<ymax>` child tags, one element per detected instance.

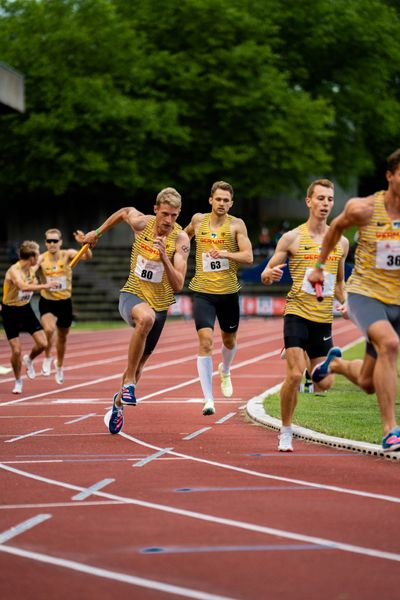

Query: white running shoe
<box><xmin>202</xmin><ymin>399</ymin><xmax>215</xmax><ymax>416</ymax></box>
<box><xmin>23</xmin><ymin>354</ymin><xmax>36</xmax><ymax>379</ymax></box>
<box><xmin>218</xmin><ymin>362</ymin><xmax>233</xmax><ymax>397</ymax></box>
<box><xmin>12</xmin><ymin>380</ymin><xmax>23</xmax><ymax>394</ymax></box>
<box><xmin>278</xmin><ymin>429</ymin><xmax>293</xmax><ymax>452</ymax></box>
<box><xmin>41</xmin><ymin>357</ymin><xmax>52</xmax><ymax>376</ymax></box>
<box><xmin>54</xmin><ymin>359</ymin><xmax>64</xmax><ymax>385</ymax></box>
<box><xmin>0</xmin><ymin>365</ymin><xmax>12</xmax><ymax>375</ymax></box>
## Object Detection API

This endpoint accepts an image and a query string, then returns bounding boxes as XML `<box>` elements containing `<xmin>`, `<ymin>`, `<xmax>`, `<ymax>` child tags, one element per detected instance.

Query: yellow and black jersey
<box><xmin>189</xmin><ymin>214</ymin><xmax>240</xmax><ymax>294</ymax></box>
<box><xmin>346</xmin><ymin>191</ymin><xmax>400</xmax><ymax>304</ymax></box>
<box><xmin>284</xmin><ymin>223</ymin><xmax>343</xmax><ymax>323</ymax></box>
<box><xmin>121</xmin><ymin>217</ymin><xmax>181</xmax><ymax>311</ymax></box>
<box><xmin>2</xmin><ymin>262</ymin><xmax>36</xmax><ymax>307</ymax></box>
<box><xmin>39</xmin><ymin>250</ymin><xmax>72</xmax><ymax>300</ymax></box>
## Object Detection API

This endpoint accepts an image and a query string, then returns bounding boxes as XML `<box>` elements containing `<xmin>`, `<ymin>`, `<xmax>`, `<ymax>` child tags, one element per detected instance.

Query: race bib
<box><xmin>18</xmin><ymin>290</ymin><xmax>33</xmax><ymax>303</ymax></box>
<box><xmin>202</xmin><ymin>252</ymin><xmax>229</xmax><ymax>273</ymax></box>
<box><xmin>47</xmin><ymin>276</ymin><xmax>67</xmax><ymax>291</ymax></box>
<box><xmin>135</xmin><ymin>254</ymin><xmax>164</xmax><ymax>283</ymax></box>
<box><xmin>376</xmin><ymin>240</ymin><xmax>400</xmax><ymax>270</ymax></box>
<box><xmin>302</xmin><ymin>267</ymin><xmax>335</xmax><ymax>297</ymax></box>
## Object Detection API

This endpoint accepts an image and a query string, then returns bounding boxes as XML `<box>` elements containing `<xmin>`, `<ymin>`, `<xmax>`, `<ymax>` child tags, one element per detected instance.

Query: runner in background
<box><xmin>2</xmin><ymin>241</ymin><xmax>54</xmax><ymax>394</ymax></box>
<box><xmin>37</xmin><ymin>228</ymin><xmax>92</xmax><ymax>385</ymax></box>
<box><xmin>184</xmin><ymin>181</ymin><xmax>253</xmax><ymax>416</ymax></box>
<box><xmin>261</xmin><ymin>179</ymin><xmax>348</xmax><ymax>452</ymax></box>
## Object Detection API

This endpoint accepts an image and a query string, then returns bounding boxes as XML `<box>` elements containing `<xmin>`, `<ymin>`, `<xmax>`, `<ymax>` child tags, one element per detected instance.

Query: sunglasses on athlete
<box><xmin>46</xmin><ymin>239</ymin><xmax>60</xmax><ymax>243</ymax></box>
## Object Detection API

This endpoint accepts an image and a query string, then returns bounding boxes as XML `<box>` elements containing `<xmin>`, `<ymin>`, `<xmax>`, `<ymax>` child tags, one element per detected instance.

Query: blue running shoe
<box><xmin>382</xmin><ymin>427</ymin><xmax>400</xmax><ymax>452</ymax></box>
<box><xmin>108</xmin><ymin>393</ymin><xmax>124</xmax><ymax>434</ymax></box>
<box><xmin>121</xmin><ymin>384</ymin><xmax>136</xmax><ymax>406</ymax></box>
<box><xmin>311</xmin><ymin>347</ymin><xmax>342</xmax><ymax>383</ymax></box>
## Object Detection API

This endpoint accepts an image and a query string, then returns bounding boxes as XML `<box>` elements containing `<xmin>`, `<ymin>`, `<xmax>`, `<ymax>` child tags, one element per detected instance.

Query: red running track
<box><xmin>0</xmin><ymin>317</ymin><xmax>399</xmax><ymax>600</ymax></box>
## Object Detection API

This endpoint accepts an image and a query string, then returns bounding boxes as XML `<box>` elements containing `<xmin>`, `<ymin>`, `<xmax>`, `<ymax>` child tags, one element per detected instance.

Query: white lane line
<box><xmin>0</xmin><ymin>514</ymin><xmax>51</xmax><ymax>543</ymax></box>
<box><xmin>0</xmin><ymin>328</ymin><xmax>291</xmax><ymax>407</ymax></box>
<box><xmin>183</xmin><ymin>428</ymin><xmax>211</xmax><ymax>440</ymax></box>
<box><xmin>0</xmin><ymin>544</ymin><xmax>237</xmax><ymax>600</ymax></box>
<box><xmin>119</xmin><ymin>434</ymin><xmax>400</xmax><ymax>505</ymax></box>
<box><xmin>133</xmin><ymin>448</ymin><xmax>173</xmax><ymax>467</ymax></box>
<box><xmin>1</xmin><ymin>463</ymin><xmax>399</xmax><ymax>563</ymax></box>
<box><xmin>5</xmin><ymin>428</ymin><xmax>53</xmax><ymax>443</ymax></box>
<box><xmin>72</xmin><ymin>478</ymin><xmax>115</xmax><ymax>501</ymax></box>
<box><xmin>216</xmin><ymin>413</ymin><xmax>236</xmax><ymax>424</ymax></box>
<box><xmin>64</xmin><ymin>413</ymin><xmax>97</xmax><ymax>424</ymax></box>
<box><xmin>0</xmin><ymin>501</ymin><xmax>125</xmax><ymax>510</ymax></box>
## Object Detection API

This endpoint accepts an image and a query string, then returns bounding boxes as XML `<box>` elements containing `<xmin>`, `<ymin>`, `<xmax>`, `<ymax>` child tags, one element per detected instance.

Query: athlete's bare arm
<box><xmin>7</xmin><ymin>265</ymin><xmax>53</xmax><ymax>292</ymax></box>
<box><xmin>308</xmin><ymin>196</ymin><xmax>374</xmax><ymax>285</ymax></box>
<box><xmin>155</xmin><ymin>230</ymin><xmax>190</xmax><ymax>292</ymax></box>
<box><xmin>334</xmin><ymin>235</ymin><xmax>349</xmax><ymax>304</ymax></box>
<box><xmin>83</xmin><ymin>207</ymin><xmax>148</xmax><ymax>246</ymax></box>
<box><xmin>184</xmin><ymin>213</ymin><xmax>204</xmax><ymax>240</ymax></box>
<box><xmin>261</xmin><ymin>229</ymin><xmax>298</xmax><ymax>285</ymax></box>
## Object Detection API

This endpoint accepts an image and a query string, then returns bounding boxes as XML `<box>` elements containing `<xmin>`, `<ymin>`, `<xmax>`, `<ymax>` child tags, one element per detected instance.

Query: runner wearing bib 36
<box><xmin>309</xmin><ymin>149</ymin><xmax>400</xmax><ymax>453</ymax></box>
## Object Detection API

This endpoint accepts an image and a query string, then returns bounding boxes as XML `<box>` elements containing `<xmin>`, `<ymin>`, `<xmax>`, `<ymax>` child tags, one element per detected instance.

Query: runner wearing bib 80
<box><xmin>185</xmin><ymin>181</ymin><xmax>253</xmax><ymax>417</ymax></box>
<box><xmin>309</xmin><ymin>149</ymin><xmax>400</xmax><ymax>454</ymax></box>
<box><xmin>82</xmin><ymin>187</ymin><xmax>190</xmax><ymax>435</ymax></box>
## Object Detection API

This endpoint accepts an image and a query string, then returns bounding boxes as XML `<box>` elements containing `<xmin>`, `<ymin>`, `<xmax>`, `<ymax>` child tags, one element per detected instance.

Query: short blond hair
<box><xmin>19</xmin><ymin>240</ymin><xmax>40</xmax><ymax>259</ymax></box>
<box><xmin>306</xmin><ymin>179</ymin><xmax>334</xmax><ymax>198</ymax></box>
<box><xmin>156</xmin><ymin>187</ymin><xmax>182</xmax><ymax>208</ymax></box>
<box><xmin>45</xmin><ymin>228</ymin><xmax>62</xmax><ymax>239</ymax></box>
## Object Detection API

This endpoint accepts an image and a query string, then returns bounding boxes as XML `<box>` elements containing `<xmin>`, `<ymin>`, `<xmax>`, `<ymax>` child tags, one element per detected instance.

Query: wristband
<box><xmin>315</xmin><ymin>261</ymin><xmax>325</xmax><ymax>269</ymax></box>
<box><xmin>95</xmin><ymin>228</ymin><xmax>103</xmax><ymax>238</ymax></box>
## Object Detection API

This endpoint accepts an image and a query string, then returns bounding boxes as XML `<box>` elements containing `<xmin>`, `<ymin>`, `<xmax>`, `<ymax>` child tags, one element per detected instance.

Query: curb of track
<box><xmin>246</xmin><ymin>384</ymin><xmax>400</xmax><ymax>462</ymax></box>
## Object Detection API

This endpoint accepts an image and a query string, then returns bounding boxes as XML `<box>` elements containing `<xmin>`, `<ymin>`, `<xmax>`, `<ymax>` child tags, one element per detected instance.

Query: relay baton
<box><xmin>315</xmin><ymin>281</ymin><xmax>323</xmax><ymax>302</ymax></box>
<box><xmin>70</xmin><ymin>243</ymin><xmax>90</xmax><ymax>269</ymax></box>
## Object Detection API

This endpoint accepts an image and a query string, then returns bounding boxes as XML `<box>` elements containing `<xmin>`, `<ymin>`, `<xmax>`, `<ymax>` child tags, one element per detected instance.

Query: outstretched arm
<box><xmin>308</xmin><ymin>197</ymin><xmax>373</xmax><ymax>285</ymax></box>
<box><xmin>83</xmin><ymin>207</ymin><xmax>147</xmax><ymax>246</ymax></box>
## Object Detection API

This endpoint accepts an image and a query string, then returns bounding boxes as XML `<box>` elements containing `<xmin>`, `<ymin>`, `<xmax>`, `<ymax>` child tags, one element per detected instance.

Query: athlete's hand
<box><xmin>261</xmin><ymin>263</ymin><xmax>286</xmax><ymax>285</ymax></box>
<box><xmin>209</xmin><ymin>248</ymin><xmax>228</xmax><ymax>259</ymax></box>
<box><xmin>337</xmin><ymin>302</ymin><xmax>349</xmax><ymax>319</ymax></box>
<box><xmin>154</xmin><ymin>236</ymin><xmax>167</xmax><ymax>260</ymax></box>
<box><xmin>308</xmin><ymin>267</ymin><xmax>324</xmax><ymax>286</ymax></box>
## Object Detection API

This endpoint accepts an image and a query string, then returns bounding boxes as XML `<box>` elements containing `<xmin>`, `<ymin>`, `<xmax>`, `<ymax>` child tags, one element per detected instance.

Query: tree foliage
<box><xmin>0</xmin><ymin>0</ymin><xmax>399</xmax><ymax>206</ymax></box>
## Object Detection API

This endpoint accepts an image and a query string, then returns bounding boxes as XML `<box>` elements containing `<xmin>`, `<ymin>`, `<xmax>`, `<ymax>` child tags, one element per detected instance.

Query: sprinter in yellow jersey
<box><xmin>261</xmin><ymin>179</ymin><xmax>348</xmax><ymax>452</ymax></box>
<box><xmin>2</xmin><ymin>241</ymin><xmax>54</xmax><ymax>394</ymax></box>
<box><xmin>83</xmin><ymin>187</ymin><xmax>190</xmax><ymax>435</ymax></box>
<box><xmin>185</xmin><ymin>181</ymin><xmax>253</xmax><ymax>416</ymax></box>
<box><xmin>37</xmin><ymin>228</ymin><xmax>92</xmax><ymax>385</ymax></box>
<box><xmin>309</xmin><ymin>150</ymin><xmax>400</xmax><ymax>453</ymax></box>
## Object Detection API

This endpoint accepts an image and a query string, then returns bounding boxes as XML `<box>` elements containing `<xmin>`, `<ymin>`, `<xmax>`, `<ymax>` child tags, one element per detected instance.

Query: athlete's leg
<box><xmin>280</xmin><ymin>346</ymin><xmax>307</xmax><ymax>427</ymax></box>
<box><xmin>368</xmin><ymin>320</ymin><xmax>399</xmax><ymax>435</ymax></box>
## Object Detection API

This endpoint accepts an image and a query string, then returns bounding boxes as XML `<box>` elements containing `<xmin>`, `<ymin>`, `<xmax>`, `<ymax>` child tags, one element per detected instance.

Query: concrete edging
<box><xmin>246</xmin><ymin>384</ymin><xmax>400</xmax><ymax>462</ymax></box>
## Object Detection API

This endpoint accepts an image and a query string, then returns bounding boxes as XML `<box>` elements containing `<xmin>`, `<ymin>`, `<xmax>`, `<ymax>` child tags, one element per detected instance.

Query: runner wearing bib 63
<box><xmin>185</xmin><ymin>181</ymin><xmax>253</xmax><ymax>417</ymax></box>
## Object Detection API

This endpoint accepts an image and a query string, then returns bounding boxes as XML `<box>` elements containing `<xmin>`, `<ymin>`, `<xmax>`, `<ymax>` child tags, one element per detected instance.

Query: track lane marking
<box><xmin>4</xmin><ymin>428</ymin><xmax>53</xmax><ymax>443</ymax></box>
<box><xmin>1</xmin><ymin>463</ymin><xmax>400</xmax><ymax>563</ymax></box>
<box><xmin>0</xmin><ymin>544</ymin><xmax>237</xmax><ymax>600</ymax></box>
<box><xmin>0</xmin><ymin>514</ymin><xmax>51</xmax><ymax>543</ymax></box>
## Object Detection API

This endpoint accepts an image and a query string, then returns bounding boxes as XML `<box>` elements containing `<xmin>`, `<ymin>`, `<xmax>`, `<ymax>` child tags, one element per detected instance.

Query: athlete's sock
<box><xmin>197</xmin><ymin>356</ymin><xmax>213</xmax><ymax>400</ymax></box>
<box><xmin>221</xmin><ymin>344</ymin><xmax>237</xmax><ymax>374</ymax></box>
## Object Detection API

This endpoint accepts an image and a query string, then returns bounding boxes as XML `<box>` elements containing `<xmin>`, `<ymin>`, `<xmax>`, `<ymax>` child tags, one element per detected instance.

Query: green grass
<box><xmin>71</xmin><ymin>321</ymin><xmax>126</xmax><ymax>331</ymax></box>
<box><xmin>263</xmin><ymin>342</ymin><xmax>400</xmax><ymax>445</ymax></box>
